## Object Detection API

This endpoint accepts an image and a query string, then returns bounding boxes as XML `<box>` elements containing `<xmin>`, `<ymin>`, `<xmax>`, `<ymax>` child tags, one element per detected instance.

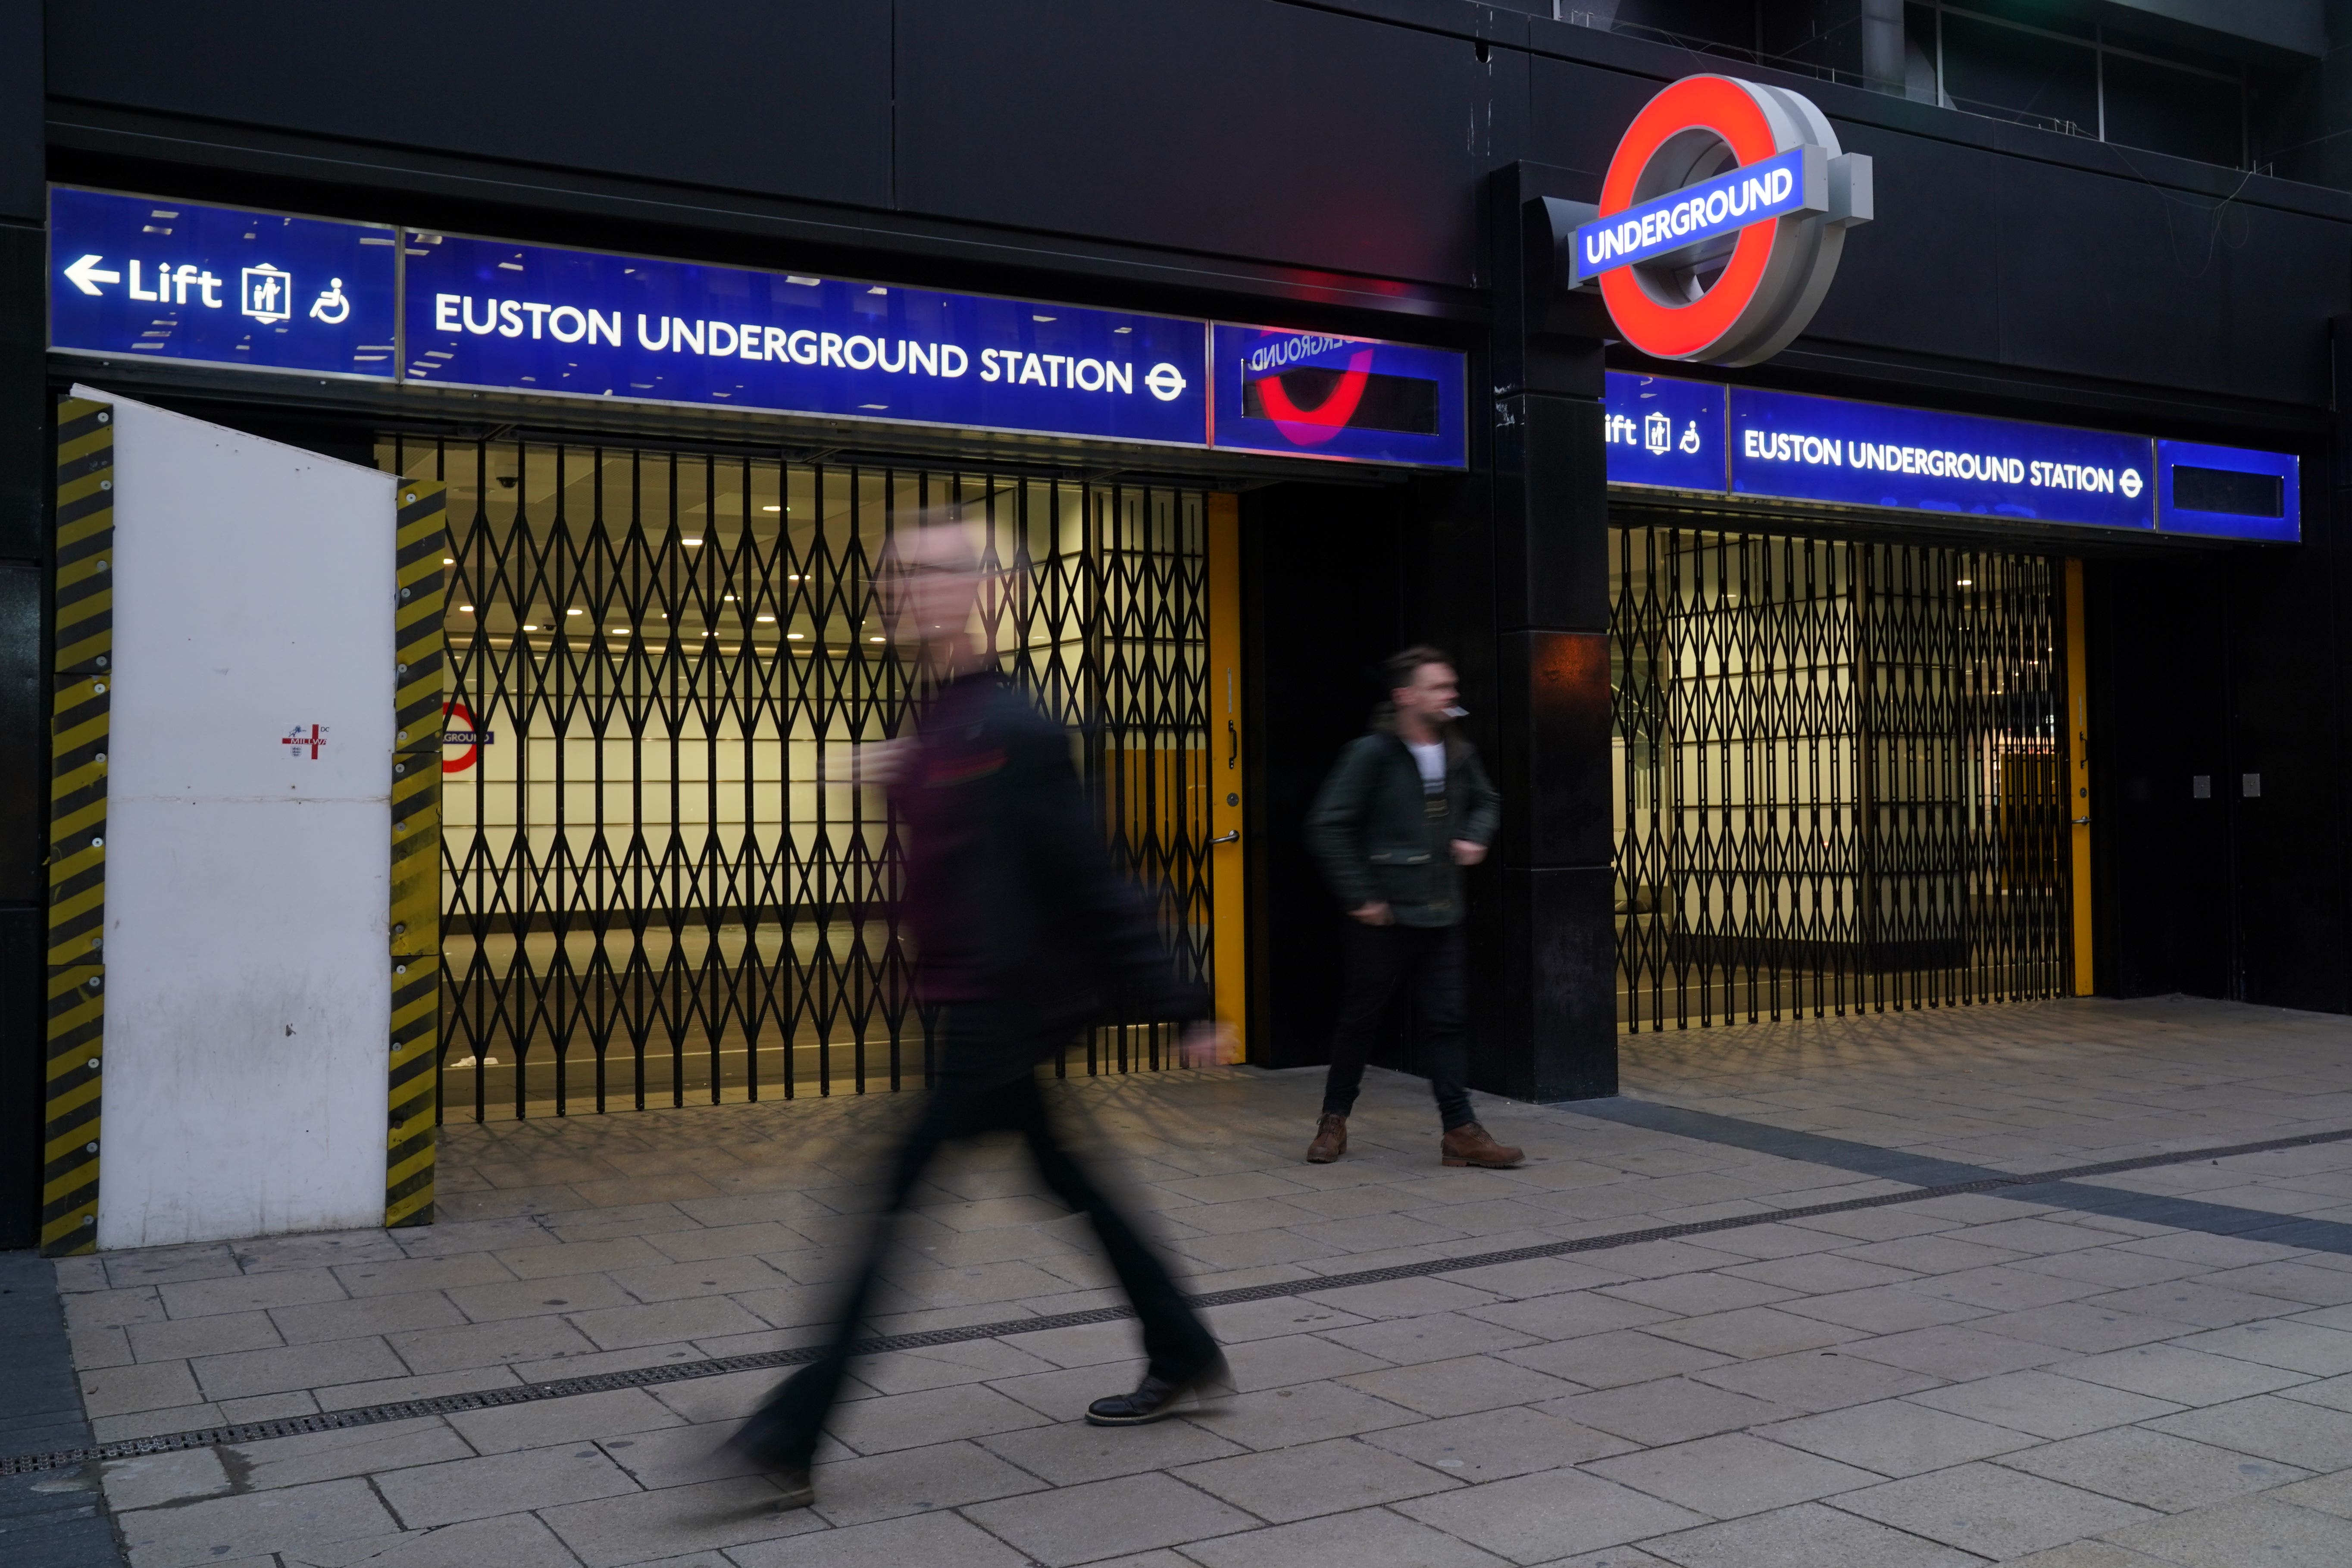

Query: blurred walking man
<box><xmin>731</xmin><ymin>523</ymin><xmax>1228</xmax><ymax>1508</ymax></box>
<box><xmin>1304</xmin><ymin>646</ymin><xmax>1519</xmax><ymax>1168</ymax></box>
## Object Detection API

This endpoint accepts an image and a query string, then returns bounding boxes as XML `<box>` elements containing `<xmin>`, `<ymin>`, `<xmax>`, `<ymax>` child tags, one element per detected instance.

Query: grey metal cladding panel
<box><xmin>1991</xmin><ymin>155</ymin><xmax>2342</xmax><ymax>406</ymax></box>
<box><xmin>895</xmin><ymin>0</ymin><xmax>1495</xmax><ymax>288</ymax></box>
<box><xmin>44</xmin><ymin>0</ymin><xmax>891</xmax><ymax>210</ymax></box>
<box><xmin>1798</xmin><ymin>122</ymin><xmax>2002</xmax><ymax>364</ymax></box>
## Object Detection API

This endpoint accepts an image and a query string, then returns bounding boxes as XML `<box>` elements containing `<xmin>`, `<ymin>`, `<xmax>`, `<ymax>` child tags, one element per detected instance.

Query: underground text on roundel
<box><xmin>1573</xmin><ymin>147</ymin><xmax>1815</xmax><ymax>285</ymax></box>
<box><xmin>401</xmin><ymin>232</ymin><xmax>1210</xmax><ymax>446</ymax></box>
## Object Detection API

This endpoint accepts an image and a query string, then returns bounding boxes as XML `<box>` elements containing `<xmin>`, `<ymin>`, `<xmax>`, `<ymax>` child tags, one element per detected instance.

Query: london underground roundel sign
<box><xmin>1572</xmin><ymin>76</ymin><xmax>1873</xmax><ymax>367</ymax></box>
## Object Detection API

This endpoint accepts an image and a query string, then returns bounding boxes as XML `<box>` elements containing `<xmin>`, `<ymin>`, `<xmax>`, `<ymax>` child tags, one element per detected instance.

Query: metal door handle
<box><xmin>1227</xmin><ymin>719</ymin><xmax>1238</xmax><ymax>769</ymax></box>
<box><xmin>2072</xmin><ymin>816</ymin><xmax>2091</xmax><ymax>825</ymax></box>
<box><xmin>1210</xmin><ymin>829</ymin><xmax>1239</xmax><ymax>845</ymax></box>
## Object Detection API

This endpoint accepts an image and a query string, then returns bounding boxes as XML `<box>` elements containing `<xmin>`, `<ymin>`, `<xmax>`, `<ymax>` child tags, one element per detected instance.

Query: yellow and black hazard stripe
<box><xmin>45</xmin><ymin>397</ymin><xmax>114</xmax><ymax>1256</ymax></box>
<box><xmin>388</xmin><ymin>481</ymin><xmax>446</xmax><ymax>1229</ymax></box>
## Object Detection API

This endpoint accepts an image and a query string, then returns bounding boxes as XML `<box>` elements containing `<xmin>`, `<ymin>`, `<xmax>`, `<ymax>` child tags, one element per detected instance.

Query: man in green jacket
<box><xmin>1304</xmin><ymin>645</ymin><xmax>1520</xmax><ymax>1168</ymax></box>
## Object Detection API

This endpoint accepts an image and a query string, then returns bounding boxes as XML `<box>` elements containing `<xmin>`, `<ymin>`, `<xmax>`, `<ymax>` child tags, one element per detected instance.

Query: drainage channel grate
<box><xmin>8</xmin><ymin>1119</ymin><xmax>2350</xmax><ymax>1478</ymax></box>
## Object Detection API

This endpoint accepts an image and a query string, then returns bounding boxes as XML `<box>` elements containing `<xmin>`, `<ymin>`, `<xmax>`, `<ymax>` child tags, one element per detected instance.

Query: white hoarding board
<box><xmin>83</xmin><ymin>387</ymin><xmax>394</xmax><ymax>1248</ymax></box>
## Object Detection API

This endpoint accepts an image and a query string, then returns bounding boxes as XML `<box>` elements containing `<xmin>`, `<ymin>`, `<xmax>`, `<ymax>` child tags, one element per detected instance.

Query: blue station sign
<box><xmin>1604</xmin><ymin>372</ymin><xmax>2298</xmax><ymax>543</ymax></box>
<box><xmin>402</xmin><ymin>232</ymin><xmax>1210</xmax><ymax>448</ymax></box>
<box><xmin>1210</xmin><ymin>325</ymin><xmax>1466</xmax><ymax>467</ymax></box>
<box><xmin>2155</xmin><ymin>440</ymin><xmax>2299</xmax><ymax>543</ymax></box>
<box><xmin>1604</xmin><ymin>372</ymin><xmax>1726</xmax><ymax>494</ymax></box>
<box><xmin>1730</xmin><ymin>387</ymin><xmax>2156</xmax><ymax>531</ymax></box>
<box><xmin>48</xmin><ymin>187</ymin><xmax>400</xmax><ymax>379</ymax></box>
<box><xmin>47</xmin><ymin>186</ymin><xmax>1466</xmax><ymax>468</ymax></box>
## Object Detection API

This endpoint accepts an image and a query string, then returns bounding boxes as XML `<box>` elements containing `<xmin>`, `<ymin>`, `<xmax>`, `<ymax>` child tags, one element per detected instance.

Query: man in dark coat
<box><xmin>731</xmin><ymin>524</ymin><xmax>1228</xmax><ymax>1507</ymax></box>
<box><xmin>1303</xmin><ymin>645</ymin><xmax>1519</xmax><ymax>1168</ymax></box>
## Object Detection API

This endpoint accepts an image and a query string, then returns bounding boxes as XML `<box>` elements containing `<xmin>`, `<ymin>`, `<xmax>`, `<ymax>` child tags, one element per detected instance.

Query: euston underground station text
<box><xmin>1741</xmin><ymin>428</ymin><xmax>2144</xmax><ymax>498</ymax></box>
<box><xmin>427</xmin><ymin>292</ymin><xmax>1170</xmax><ymax>399</ymax></box>
<box><xmin>403</xmin><ymin>234</ymin><xmax>1207</xmax><ymax>447</ymax></box>
<box><xmin>1725</xmin><ymin>386</ymin><xmax>2157</xmax><ymax>529</ymax></box>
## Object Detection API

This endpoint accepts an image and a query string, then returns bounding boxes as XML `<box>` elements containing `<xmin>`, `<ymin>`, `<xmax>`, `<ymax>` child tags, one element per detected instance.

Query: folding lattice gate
<box><xmin>380</xmin><ymin>436</ymin><xmax>1211</xmax><ymax>1120</ymax></box>
<box><xmin>1611</xmin><ymin>523</ymin><xmax>2074</xmax><ymax>1030</ymax></box>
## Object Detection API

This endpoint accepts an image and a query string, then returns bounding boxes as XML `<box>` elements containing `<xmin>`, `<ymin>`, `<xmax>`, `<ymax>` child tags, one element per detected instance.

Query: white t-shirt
<box><xmin>1408</xmin><ymin>739</ymin><xmax>1446</xmax><ymax>794</ymax></box>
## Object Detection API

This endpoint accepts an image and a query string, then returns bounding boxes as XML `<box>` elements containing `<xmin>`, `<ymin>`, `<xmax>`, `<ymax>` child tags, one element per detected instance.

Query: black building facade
<box><xmin>5</xmin><ymin>0</ymin><xmax>2350</xmax><ymax>1247</ymax></box>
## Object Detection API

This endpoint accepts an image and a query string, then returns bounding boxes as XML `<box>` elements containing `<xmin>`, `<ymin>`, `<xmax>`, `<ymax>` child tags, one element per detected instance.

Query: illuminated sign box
<box><xmin>1569</xmin><ymin>76</ymin><xmax>1870</xmax><ymax>367</ymax></box>
<box><xmin>1730</xmin><ymin>387</ymin><xmax>2158</xmax><ymax>531</ymax></box>
<box><xmin>1210</xmin><ymin>325</ymin><xmax>1467</xmax><ymax>468</ymax></box>
<box><xmin>1604</xmin><ymin>372</ymin><xmax>2298</xmax><ymax>542</ymax></box>
<box><xmin>2157</xmin><ymin>441</ymin><xmax>2299</xmax><ymax>542</ymax></box>
<box><xmin>47</xmin><ymin>187</ymin><xmax>398</xmax><ymax>380</ymax></box>
<box><xmin>1602</xmin><ymin>372</ymin><xmax>1724</xmax><ymax>493</ymax></box>
<box><xmin>50</xmin><ymin>186</ymin><xmax>1469</xmax><ymax>470</ymax></box>
<box><xmin>402</xmin><ymin>232</ymin><xmax>1211</xmax><ymax>449</ymax></box>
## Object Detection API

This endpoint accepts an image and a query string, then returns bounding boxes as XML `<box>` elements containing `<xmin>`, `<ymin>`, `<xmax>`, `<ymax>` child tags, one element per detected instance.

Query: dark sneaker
<box><xmin>769</xmin><ymin>1467</ymin><xmax>814</xmax><ymax>1509</ymax></box>
<box><xmin>721</xmin><ymin>1423</ymin><xmax>815</xmax><ymax>1509</ymax></box>
<box><xmin>1306</xmin><ymin>1114</ymin><xmax>1348</xmax><ymax>1164</ymax></box>
<box><xmin>1085</xmin><ymin>1352</ymin><xmax>1231</xmax><ymax>1427</ymax></box>
<box><xmin>1441</xmin><ymin>1121</ymin><xmax>1525</xmax><ymax>1168</ymax></box>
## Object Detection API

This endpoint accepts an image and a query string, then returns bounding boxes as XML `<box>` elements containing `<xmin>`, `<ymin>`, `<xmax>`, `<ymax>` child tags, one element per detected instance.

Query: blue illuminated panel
<box><xmin>48</xmin><ymin>186</ymin><xmax>399</xmax><ymax>379</ymax></box>
<box><xmin>1729</xmin><ymin>387</ymin><xmax>2156</xmax><ymax>530</ymax></box>
<box><xmin>2157</xmin><ymin>440</ymin><xmax>2299</xmax><ymax>542</ymax></box>
<box><xmin>1209</xmin><ymin>325</ymin><xmax>1466</xmax><ymax>467</ymax></box>
<box><xmin>1604</xmin><ymin>372</ymin><xmax>1725</xmax><ymax>491</ymax></box>
<box><xmin>401</xmin><ymin>232</ymin><xmax>1211</xmax><ymax>447</ymax></box>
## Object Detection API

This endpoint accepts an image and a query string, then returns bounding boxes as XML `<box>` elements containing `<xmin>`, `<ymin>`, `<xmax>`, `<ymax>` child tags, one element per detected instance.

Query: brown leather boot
<box><xmin>1306</xmin><ymin>1114</ymin><xmax>1348</xmax><ymax>1164</ymax></box>
<box><xmin>1442</xmin><ymin>1122</ymin><xmax>1524</xmax><ymax>1168</ymax></box>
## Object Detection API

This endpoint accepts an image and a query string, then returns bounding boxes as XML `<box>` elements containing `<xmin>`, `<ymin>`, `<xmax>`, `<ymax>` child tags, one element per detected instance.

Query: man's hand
<box><xmin>834</xmin><ymin>738</ymin><xmax>914</xmax><ymax>789</ymax></box>
<box><xmin>1350</xmin><ymin>901</ymin><xmax>1394</xmax><ymax>926</ymax></box>
<box><xmin>1178</xmin><ymin>1019</ymin><xmax>1244</xmax><ymax>1067</ymax></box>
<box><xmin>1451</xmin><ymin>840</ymin><xmax>1488</xmax><ymax>867</ymax></box>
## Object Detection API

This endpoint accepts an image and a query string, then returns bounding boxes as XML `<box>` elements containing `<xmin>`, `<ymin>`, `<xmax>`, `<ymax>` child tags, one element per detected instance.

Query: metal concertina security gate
<box><xmin>378</xmin><ymin>435</ymin><xmax>1214</xmax><ymax>1120</ymax></box>
<box><xmin>1611</xmin><ymin>523</ymin><xmax>2074</xmax><ymax>1030</ymax></box>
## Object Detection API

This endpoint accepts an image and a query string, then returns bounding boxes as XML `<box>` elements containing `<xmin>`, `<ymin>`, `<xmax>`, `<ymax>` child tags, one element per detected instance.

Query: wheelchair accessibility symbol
<box><xmin>309</xmin><ymin>277</ymin><xmax>350</xmax><ymax>325</ymax></box>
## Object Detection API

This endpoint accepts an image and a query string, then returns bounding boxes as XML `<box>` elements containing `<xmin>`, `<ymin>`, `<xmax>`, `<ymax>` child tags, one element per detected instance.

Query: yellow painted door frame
<box><xmin>389</xmin><ymin>482</ymin><xmax>447</xmax><ymax>1227</ymax></box>
<box><xmin>1207</xmin><ymin>494</ymin><xmax>1248</xmax><ymax>1055</ymax></box>
<box><xmin>44</xmin><ymin>398</ymin><xmax>114</xmax><ymax>1255</ymax></box>
<box><xmin>2064</xmin><ymin>558</ymin><xmax>2094</xmax><ymax>995</ymax></box>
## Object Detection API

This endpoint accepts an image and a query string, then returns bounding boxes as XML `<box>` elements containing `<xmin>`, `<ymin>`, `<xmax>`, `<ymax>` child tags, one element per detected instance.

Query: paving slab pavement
<box><xmin>22</xmin><ymin>995</ymin><xmax>2352</xmax><ymax>1564</ymax></box>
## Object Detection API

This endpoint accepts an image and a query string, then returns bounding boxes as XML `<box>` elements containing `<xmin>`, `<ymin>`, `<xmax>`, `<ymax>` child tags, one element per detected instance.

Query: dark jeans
<box><xmin>1322</xmin><ymin>920</ymin><xmax>1473</xmax><ymax>1130</ymax></box>
<box><xmin>734</xmin><ymin>1014</ymin><xmax>1217</xmax><ymax>1471</ymax></box>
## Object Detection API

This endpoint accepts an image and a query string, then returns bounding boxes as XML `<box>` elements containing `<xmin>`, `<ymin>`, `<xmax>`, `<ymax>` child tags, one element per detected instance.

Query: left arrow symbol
<box><xmin>63</xmin><ymin>255</ymin><xmax>121</xmax><ymax>295</ymax></box>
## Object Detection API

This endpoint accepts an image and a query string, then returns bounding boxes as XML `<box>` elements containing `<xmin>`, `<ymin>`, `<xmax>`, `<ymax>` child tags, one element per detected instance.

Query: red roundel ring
<box><xmin>1598</xmin><ymin>76</ymin><xmax>1795</xmax><ymax>363</ymax></box>
<box><xmin>442</xmin><ymin>698</ymin><xmax>478</xmax><ymax>774</ymax></box>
